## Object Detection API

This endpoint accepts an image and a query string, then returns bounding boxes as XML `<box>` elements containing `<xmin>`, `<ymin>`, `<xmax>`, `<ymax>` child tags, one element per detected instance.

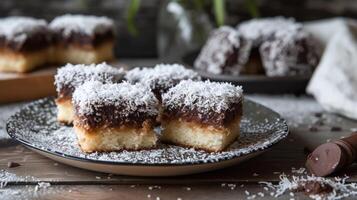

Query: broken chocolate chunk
<box><xmin>7</xmin><ymin>161</ymin><xmax>21</xmax><ymax>168</ymax></box>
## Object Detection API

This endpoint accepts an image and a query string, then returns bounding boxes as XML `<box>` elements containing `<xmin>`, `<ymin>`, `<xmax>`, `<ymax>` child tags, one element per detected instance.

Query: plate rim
<box><xmin>6</xmin><ymin>97</ymin><xmax>289</xmax><ymax>167</ymax></box>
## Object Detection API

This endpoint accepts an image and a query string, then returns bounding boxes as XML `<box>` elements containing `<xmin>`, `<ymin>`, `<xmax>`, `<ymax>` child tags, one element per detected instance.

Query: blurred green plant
<box><xmin>126</xmin><ymin>0</ymin><xmax>141</xmax><ymax>36</ymax></box>
<box><xmin>126</xmin><ymin>0</ymin><xmax>259</xmax><ymax>36</ymax></box>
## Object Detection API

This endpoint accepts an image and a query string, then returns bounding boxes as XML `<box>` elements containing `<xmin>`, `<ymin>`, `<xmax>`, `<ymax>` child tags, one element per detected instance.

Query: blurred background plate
<box><xmin>182</xmin><ymin>51</ymin><xmax>311</xmax><ymax>94</ymax></box>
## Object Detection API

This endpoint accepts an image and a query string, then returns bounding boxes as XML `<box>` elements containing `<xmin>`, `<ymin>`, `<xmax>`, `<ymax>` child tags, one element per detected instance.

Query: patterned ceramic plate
<box><xmin>7</xmin><ymin>97</ymin><xmax>288</xmax><ymax>176</ymax></box>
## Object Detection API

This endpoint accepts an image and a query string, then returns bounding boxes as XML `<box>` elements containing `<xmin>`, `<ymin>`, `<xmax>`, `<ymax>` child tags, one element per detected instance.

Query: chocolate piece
<box><xmin>295</xmin><ymin>181</ymin><xmax>333</xmax><ymax>195</ymax></box>
<box><xmin>331</xmin><ymin>126</ymin><xmax>342</xmax><ymax>132</ymax></box>
<box><xmin>162</xmin><ymin>80</ymin><xmax>243</xmax><ymax>128</ymax></box>
<box><xmin>306</xmin><ymin>133</ymin><xmax>357</xmax><ymax>177</ymax></box>
<box><xmin>7</xmin><ymin>161</ymin><xmax>21</xmax><ymax>168</ymax></box>
<box><xmin>309</xmin><ymin>126</ymin><xmax>319</xmax><ymax>132</ymax></box>
<box><xmin>72</xmin><ymin>81</ymin><xmax>159</xmax><ymax>130</ymax></box>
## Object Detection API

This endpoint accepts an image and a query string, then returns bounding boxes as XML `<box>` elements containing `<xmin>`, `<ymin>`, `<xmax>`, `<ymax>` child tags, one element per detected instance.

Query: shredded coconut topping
<box><xmin>72</xmin><ymin>81</ymin><xmax>159</xmax><ymax>117</ymax></box>
<box><xmin>238</xmin><ymin>16</ymin><xmax>300</xmax><ymax>46</ymax></box>
<box><xmin>162</xmin><ymin>80</ymin><xmax>243</xmax><ymax>114</ymax></box>
<box><xmin>194</xmin><ymin>26</ymin><xmax>252</xmax><ymax>75</ymax></box>
<box><xmin>50</xmin><ymin>14</ymin><xmax>114</xmax><ymax>37</ymax></box>
<box><xmin>0</xmin><ymin>16</ymin><xmax>48</xmax><ymax>44</ymax></box>
<box><xmin>125</xmin><ymin>64</ymin><xmax>200</xmax><ymax>93</ymax></box>
<box><xmin>259</xmin><ymin>27</ymin><xmax>321</xmax><ymax>76</ymax></box>
<box><xmin>54</xmin><ymin>62</ymin><xmax>124</xmax><ymax>94</ymax></box>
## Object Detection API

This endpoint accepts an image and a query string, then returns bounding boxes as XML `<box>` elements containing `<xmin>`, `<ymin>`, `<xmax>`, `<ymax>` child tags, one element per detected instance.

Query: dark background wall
<box><xmin>1</xmin><ymin>0</ymin><xmax>356</xmax><ymax>58</ymax></box>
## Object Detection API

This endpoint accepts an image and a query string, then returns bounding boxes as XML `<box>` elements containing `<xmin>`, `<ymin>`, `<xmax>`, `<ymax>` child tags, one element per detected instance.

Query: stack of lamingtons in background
<box><xmin>0</xmin><ymin>14</ymin><xmax>116</xmax><ymax>103</ymax></box>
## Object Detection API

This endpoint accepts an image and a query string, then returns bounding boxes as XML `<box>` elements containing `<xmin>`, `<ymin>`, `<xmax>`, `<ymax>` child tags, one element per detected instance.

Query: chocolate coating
<box><xmin>75</xmin><ymin>104</ymin><xmax>157</xmax><ymax>130</ymax></box>
<box><xmin>0</xmin><ymin>30</ymin><xmax>51</xmax><ymax>52</ymax></box>
<box><xmin>163</xmin><ymin>101</ymin><xmax>242</xmax><ymax>128</ymax></box>
<box><xmin>52</xmin><ymin>29</ymin><xmax>114</xmax><ymax>48</ymax></box>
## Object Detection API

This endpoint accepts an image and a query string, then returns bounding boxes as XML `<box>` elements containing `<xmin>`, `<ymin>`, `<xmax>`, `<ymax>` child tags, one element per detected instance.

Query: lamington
<box><xmin>72</xmin><ymin>81</ymin><xmax>159</xmax><ymax>153</ymax></box>
<box><xmin>125</xmin><ymin>64</ymin><xmax>200</xmax><ymax>101</ymax></box>
<box><xmin>259</xmin><ymin>26</ymin><xmax>321</xmax><ymax>76</ymax></box>
<box><xmin>194</xmin><ymin>26</ymin><xmax>252</xmax><ymax>75</ymax></box>
<box><xmin>54</xmin><ymin>62</ymin><xmax>124</xmax><ymax>124</ymax></box>
<box><xmin>161</xmin><ymin>80</ymin><xmax>243</xmax><ymax>152</ymax></box>
<box><xmin>50</xmin><ymin>14</ymin><xmax>115</xmax><ymax>64</ymax></box>
<box><xmin>238</xmin><ymin>17</ymin><xmax>321</xmax><ymax>76</ymax></box>
<box><xmin>0</xmin><ymin>16</ymin><xmax>51</xmax><ymax>73</ymax></box>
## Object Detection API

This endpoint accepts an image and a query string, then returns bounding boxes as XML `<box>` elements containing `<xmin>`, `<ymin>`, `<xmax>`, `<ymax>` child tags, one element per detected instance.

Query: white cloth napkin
<box><xmin>306</xmin><ymin>18</ymin><xmax>357</xmax><ymax>120</ymax></box>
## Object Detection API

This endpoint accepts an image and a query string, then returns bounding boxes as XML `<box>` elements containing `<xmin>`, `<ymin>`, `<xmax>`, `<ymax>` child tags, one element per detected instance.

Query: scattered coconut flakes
<box><xmin>257</xmin><ymin>174</ymin><xmax>357</xmax><ymax>200</ymax></box>
<box><xmin>0</xmin><ymin>170</ymin><xmax>37</xmax><ymax>188</ymax></box>
<box><xmin>228</xmin><ymin>183</ymin><xmax>236</xmax><ymax>190</ymax></box>
<box><xmin>34</xmin><ymin>182</ymin><xmax>50</xmax><ymax>191</ymax></box>
<box><xmin>148</xmin><ymin>185</ymin><xmax>161</xmax><ymax>190</ymax></box>
<box><xmin>249</xmin><ymin>95</ymin><xmax>325</xmax><ymax>128</ymax></box>
<box><xmin>291</xmin><ymin>167</ymin><xmax>306</xmax><ymax>174</ymax></box>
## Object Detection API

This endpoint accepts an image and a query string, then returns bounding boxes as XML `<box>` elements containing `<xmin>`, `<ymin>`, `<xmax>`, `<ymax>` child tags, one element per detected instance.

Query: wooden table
<box><xmin>1</xmin><ymin>94</ymin><xmax>357</xmax><ymax>199</ymax></box>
